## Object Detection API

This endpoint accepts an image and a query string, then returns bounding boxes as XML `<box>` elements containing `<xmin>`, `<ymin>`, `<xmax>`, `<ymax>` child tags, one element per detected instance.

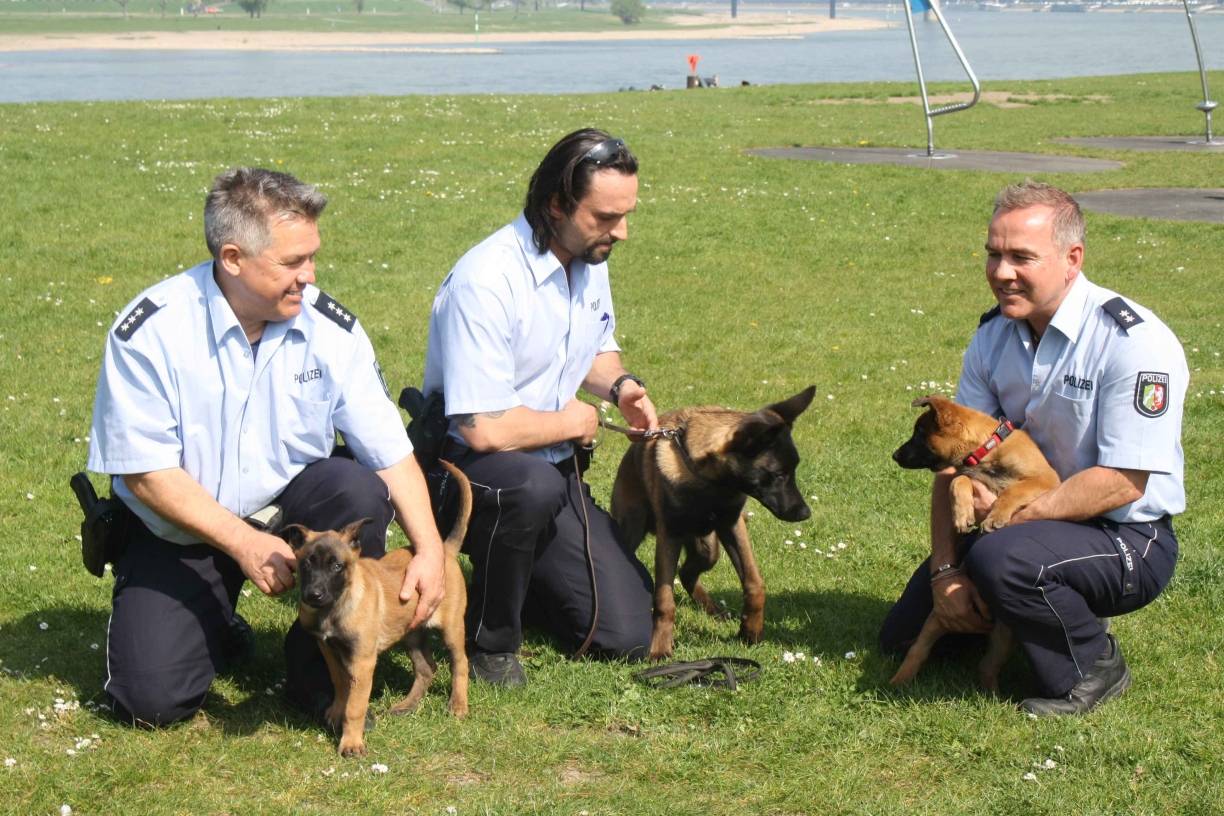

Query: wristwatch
<box><xmin>609</xmin><ymin>373</ymin><xmax>645</xmax><ymax>406</ymax></box>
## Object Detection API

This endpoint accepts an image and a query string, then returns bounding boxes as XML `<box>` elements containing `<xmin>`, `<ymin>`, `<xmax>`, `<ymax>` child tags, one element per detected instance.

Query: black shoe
<box><xmin>469</xmin><ymin>651</ymin><xmax>527</xmax><ymax>688</ymax></box>
<box><xmin>1019</xmin><ymin>634</ymin><xmax>1130</xmax><ymax>717</ymax></box>
<box><xmin>220</xmin><ymin>613</ymin><xmax>256</xmax><ymax>671</ymax></box>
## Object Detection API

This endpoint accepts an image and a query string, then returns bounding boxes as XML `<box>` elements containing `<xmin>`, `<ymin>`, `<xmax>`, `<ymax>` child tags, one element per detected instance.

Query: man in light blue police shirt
<box><xmin>422</xmin><ymin>129</ymin><xmax>657</xmax><ymax>687</ymax></box>
<box><xmin>880</xmin><ymin>181</ymin><xmax>1187</xmax><ymax>716</ymax></box>
<box><xmin>88</xmin><ymin>167</ymin><xmax>446</xmax><ymax>726</ymax></box>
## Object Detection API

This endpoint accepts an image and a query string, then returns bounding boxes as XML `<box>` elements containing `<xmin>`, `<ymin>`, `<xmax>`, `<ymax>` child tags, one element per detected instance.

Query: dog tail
<box><xmin>437</xmin><ymin>459</ymin><xmax>472</xmax><ymax>557</ymax></box>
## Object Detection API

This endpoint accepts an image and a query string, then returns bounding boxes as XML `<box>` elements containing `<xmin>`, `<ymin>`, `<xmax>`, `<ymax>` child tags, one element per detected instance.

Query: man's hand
<box><xmin>562</xmin><ymin>398</ymin><xmax>600</xmax><ymax>447</ymax></box>
<box><xmin>971</xmin><ymin>480</ymin><xmax>998</xmax><ymax>524</ymax></box>
<box><xmin>237</xmin><ymin>530</ymin><xmax>297</xmax><ymax>596</ymax></box>
<box><xmin>399</xmin><ymin>548</ymin><xmax>446</xmax><ymax>629</ymax></box>
<box><xmin>931</xmin><ymin>573</ymin><xmax>993</xmax><ymax>634</ymax></box>
<box><xmin>616</xmin><ymin>380</ymin><xmax>658</xmax><ymax>431</ymax></box>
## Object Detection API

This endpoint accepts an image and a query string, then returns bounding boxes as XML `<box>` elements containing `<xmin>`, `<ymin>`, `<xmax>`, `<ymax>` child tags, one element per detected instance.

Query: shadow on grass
<box><xmin>698</xmin><ymin>587</ymin><xmax>1037</xmax><ymax>704</ymax></box>
<box><xmin>1</xmin><ymin>605</ymin><xmax>415</xmax><ymax>737</ymax></box>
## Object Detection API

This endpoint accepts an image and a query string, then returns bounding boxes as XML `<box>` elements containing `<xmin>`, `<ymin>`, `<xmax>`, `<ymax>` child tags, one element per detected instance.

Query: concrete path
<box><xmin>1057</xmin><ymin>136</ymin><xmax>1224</xmax><ymax>153</ymax></box>
<box><xmin>1075</xmin><ymin>188</ymin><xmax>1224</xmax><ymax>223</ymax></box>
<box><xmin>746</xmin><ymin>146</ymin><xmax>1123</xmax><ymax>173</ymax></box>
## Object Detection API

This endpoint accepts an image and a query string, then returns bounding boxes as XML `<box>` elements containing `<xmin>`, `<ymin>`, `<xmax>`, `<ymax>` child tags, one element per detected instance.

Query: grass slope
<box><xmin>1</xmin><ymin>74</ymin><xmax>1222</xmax><ymax>814</ymax></box>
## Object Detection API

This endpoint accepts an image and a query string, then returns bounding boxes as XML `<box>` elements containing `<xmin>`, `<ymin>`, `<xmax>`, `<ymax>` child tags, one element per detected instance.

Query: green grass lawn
<box><xmin>1</xmin><ymin>74</ymin><xmax>1222</xmax><ymax>814</ymax></box>
<box><xmin>0</xmin><ymin>0</ymin><xmax>698</xmax><ymax>35</ymax></box>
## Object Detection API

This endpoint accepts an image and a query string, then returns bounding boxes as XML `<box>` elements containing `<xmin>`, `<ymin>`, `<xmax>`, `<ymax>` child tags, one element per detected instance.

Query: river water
<box><xmin>2</xmin><ymin>6</ymin><xmax>1222</xmax><ymax>102</ymax></box>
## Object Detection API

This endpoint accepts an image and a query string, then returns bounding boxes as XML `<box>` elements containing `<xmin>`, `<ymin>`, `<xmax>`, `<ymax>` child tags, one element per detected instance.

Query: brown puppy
<box><xmin>890</xmin><ymin>395</ymin><xmax>1060</xmax><ymax>689</ymax></box>
<box><xmin>284</xmin><ymin>460</ymin><xmax>472</xmax><ymax>757</ymax></box>
<box><xmin>612</xmin><ymin>387</ymin><xmax>815</xmax><ymax>660</ymax></box>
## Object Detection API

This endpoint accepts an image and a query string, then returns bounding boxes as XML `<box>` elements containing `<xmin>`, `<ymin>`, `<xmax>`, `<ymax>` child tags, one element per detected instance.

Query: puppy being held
<box><xmin>612</xmin><ymin>386</ymin><xmax>815</xmax><ymax>661</ymax></box>
<box><xmin>284</xmin><ymin>460</ymin><xmax>472</xmax><ymax>757</ymax></box>
<box><xmin>890</xmin><ymin>395</ymin><xmax>1060</xmax><ymax>689</ymax></box>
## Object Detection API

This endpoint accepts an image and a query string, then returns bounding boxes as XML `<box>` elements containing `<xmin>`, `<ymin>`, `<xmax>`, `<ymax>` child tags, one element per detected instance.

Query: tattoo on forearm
<box><xmin>455</xmin><ymin>410</ymin><xmax>506</xmax><ymax>429</ymax></box>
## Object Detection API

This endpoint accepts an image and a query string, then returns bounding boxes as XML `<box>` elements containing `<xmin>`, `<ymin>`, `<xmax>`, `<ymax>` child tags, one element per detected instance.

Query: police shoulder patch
<box><xmin>313</xmin><ymin>291</ymin><xmax>357</xmax><ymax>332</ymax></box>
<box><xmin>114</xmin><ymin>297</ymin><xmax>161</xmax><ymax>341</ymax></box>
<box><xmin>1102</xmin><ymin>297</ymin><xmax>1144</xmax><ymax>332</ymax></box>
<box><xmin>978</xmin><ymin>305</ymin><xmax>1002</xmax><ymax>327</ymax></box>
<box><xmin>1134</xmin><ymin>371</ymin><xmax>1170</xmax><ymax>418</ymax></box>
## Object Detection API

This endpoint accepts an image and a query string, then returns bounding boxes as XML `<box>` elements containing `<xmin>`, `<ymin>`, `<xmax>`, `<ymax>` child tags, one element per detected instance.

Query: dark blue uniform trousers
<box><xmin>879</xmin><ymin>517</ymin><xmax>1177</xmax><ymax>696</ymax></box>
<box><xmin>448</xmin><ymin>448</ymin><xmax>653</xmax><ymax>660</ymax></box>
<box><xmin>105</xmin><ymin>457</ymin><xmax>393</xmax><ymax>726</ymax></box>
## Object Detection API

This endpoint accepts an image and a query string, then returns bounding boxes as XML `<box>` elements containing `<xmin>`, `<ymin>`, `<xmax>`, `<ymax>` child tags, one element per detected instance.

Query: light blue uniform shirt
<box><xmin>87</xmin><ymin>261</ymin><xmax>411</xmax><ymax>544</ymax></box>
<box><xmin>956</xmin><ymin>274</ymin><xmax>1187</xmax><ymax>523</ymax></box>
<box><xmin>422</xmin><ymin>213</ymin><xmax>620</xmax><ymax>464</ymax></box>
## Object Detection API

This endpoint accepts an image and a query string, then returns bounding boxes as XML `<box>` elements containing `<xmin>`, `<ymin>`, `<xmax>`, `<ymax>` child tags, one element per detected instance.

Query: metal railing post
<box><xmin>1182</xmin><ymin>0</ymin><xmax>1217</xmax><ymax>144</ymax></box>
<box><xmin>902</xmin><ymin>0</ymin><xmax>981</xmax><ymax>157</ymax></box>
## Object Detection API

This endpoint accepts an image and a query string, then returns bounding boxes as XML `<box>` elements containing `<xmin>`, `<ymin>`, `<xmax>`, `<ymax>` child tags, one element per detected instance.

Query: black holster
<box><xmin>399</xmin><ymin>386</ymin><xmax>449</xmax><ymax>469</ymax></box>
<box><xmin>69</xmin><ymin>472</ymin><xmax>130</xmax><ymax>578</ymax></box>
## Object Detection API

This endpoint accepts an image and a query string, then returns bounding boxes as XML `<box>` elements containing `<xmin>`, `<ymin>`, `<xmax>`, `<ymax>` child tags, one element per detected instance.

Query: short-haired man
<box><xmin>88</xmin><ymin>167</ymin><xmax>445</xmax><ymax>725</ymax></box>
<box><xmin>880</xmin><ymin>181</ymin><xmax>1187</xmax><ymax>715</ymax></box>
<box><xmin>422</xmin><ymin>129</ymin><xmax>657</xmax><ymax>686</ymax></box>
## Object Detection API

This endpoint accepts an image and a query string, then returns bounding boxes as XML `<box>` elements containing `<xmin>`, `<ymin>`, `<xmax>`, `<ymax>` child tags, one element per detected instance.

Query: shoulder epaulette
<box><xmin>1101</xmin><ymin>297</ymin><xmax>1144</xmax><ymax>332</ymax></box>
<box><xmin>312</xmin><ymin>291</ymin><xmax>357</xmax><ymax>332</ymax></box>
<box><xmin>978</xmin><ymin>305</ymin><xmax>1002</xmax><ymax>327</ymax></box>
<box><xmin>114</xmin><ymin>297</ymin><xmax>161</xmax><ymax>341</ymax></box>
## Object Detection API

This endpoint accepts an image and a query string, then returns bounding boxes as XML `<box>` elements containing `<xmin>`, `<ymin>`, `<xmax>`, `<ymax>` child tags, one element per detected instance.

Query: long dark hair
<box><xmin>523</xmin><ymin>128</ymin><xmax>638</xmax><ymax>254</ymax></box>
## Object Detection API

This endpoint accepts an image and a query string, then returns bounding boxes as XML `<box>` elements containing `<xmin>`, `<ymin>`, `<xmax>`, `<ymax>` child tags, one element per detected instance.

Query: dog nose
<box><xmin>304</xmin><ymin>589</ymin><xmax>324</xmax><ymax>605</ymax></box>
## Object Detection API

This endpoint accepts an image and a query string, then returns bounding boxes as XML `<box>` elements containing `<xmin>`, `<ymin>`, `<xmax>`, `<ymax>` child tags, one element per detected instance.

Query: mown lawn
<box><xmin>1</xmin><ymin>73</ymin><xmax>1221</xmax><ymax>815</ymax></box>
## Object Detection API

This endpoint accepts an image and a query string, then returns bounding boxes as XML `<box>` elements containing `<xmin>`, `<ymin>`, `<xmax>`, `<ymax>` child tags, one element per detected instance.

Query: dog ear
<box><xmin>339</xmin><ymin>517</ymin><xmax>374</xmax><ymax>551</ymax></box>
<box><xmin>729</xmin><ymin>412</ymin><xmax>786</xmax><ymax>456</ymax></box>
<box><xmin>280</xmin><ymin>524</ymin><xmax>310</xmax><ymax>551</ymax></box>
<box><xmin>766</xmin><ymin>385</ymin><xmax>817</xmax><ymax>425</ymax></box>
<box><xmin>911</xmin><ymin>394</ymin><xmax>951</xmax><ymax>414</ymax></box>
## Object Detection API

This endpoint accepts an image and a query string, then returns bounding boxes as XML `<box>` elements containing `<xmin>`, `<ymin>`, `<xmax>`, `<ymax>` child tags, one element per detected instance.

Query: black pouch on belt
<box><xmin>69</xmin><ymin>472</ymin><xmax>130</xmax><ymax>578</ymax></box>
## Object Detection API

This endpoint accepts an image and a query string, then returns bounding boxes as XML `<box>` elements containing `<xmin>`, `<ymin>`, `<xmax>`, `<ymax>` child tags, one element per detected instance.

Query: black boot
<box><xmin>1019</xmin><ymin>634</ymin><xmax>1130</xmax><ymax>717</ymax></box>
<box><xmin>469</xmin><ymin>651</ymin><xmax>527</xmax><ymax>688</ymax></box>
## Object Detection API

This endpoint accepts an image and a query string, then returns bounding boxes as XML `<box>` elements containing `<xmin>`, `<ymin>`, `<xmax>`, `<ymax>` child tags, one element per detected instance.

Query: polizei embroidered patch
<box><xmin>1134</xmin><ymin>372</ymin><xmax>1170</xmax><ymax>418</ymax></box>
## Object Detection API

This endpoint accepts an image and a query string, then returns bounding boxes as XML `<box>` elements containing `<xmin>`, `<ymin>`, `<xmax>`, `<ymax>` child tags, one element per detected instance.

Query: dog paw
<box><xmin>737</xmin><ymin>622</ymin><xmax>763</xmax><ymax>645</ymax></box>
<box><xmin>953</xmin><ymin>509</ymin><xmax>977</xmax><ymax>535</ymax></box>
<box><xmin>449</xmin><ymin>699</ymin><xmax>469</xmax><ymax>719</ymax></box>
<box><xmin>338</xmin><ymin>738</ymin><xmax>367</xmax><ymax>757</ymax></box>
<box><xmin>980</xmin><ymin>514</ymin><xmax>1010</xmax><ymax>533</ymax></box>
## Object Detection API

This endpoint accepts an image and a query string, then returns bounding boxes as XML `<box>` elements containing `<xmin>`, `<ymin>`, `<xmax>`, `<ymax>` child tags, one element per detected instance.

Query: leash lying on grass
<box><xmin>633</xmin><ymin>657</ymin><xmax>762</xmax><ymax>691</ymax></box>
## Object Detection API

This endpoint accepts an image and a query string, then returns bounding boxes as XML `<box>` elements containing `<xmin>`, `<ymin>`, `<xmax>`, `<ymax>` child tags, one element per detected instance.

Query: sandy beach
<box><xmin>0</xmin><ymin>13</ymin><xmax>889</xmax><ymax>53</ymax></box>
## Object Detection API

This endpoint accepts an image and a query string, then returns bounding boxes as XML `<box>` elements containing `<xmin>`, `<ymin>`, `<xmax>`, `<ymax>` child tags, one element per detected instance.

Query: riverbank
<box><xmin>0</xmin><ymin>12</ymin><xmax>888</xmax><ymax>53</ymax></box>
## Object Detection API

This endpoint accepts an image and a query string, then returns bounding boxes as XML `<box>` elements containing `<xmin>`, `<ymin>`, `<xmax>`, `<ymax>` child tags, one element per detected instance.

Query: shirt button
<box><xmin>244</xmin><ymin>351</ymin><xmax>251</xmax><ymax>359</ymax></box>
<box><xmin>242</xmin><ymin>466</ymin><xmax>250</xmax><ymax>474</ymax></box>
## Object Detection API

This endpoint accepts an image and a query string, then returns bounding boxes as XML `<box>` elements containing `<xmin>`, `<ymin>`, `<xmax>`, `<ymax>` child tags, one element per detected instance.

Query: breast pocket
<box><xmin>282</xmin><ymin>394</ymin><xmax>335</xmax><ymax>463</ymax></box>
<box><xmin>1043</xmin><ymin>391</ymin><xmax>1096</xmax><ymax>475</ymax></box>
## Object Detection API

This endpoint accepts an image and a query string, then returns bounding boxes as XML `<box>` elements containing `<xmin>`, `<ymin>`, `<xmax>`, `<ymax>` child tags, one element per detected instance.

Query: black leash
<box><xmin>571</xmin><ymin>446</ymin><xmax>599</xmax><ymax>660</ymax></box>
<box><xmin>633</xmin><ymin>657</ymin><xmax>762</xmax><ymax>691</ymax></box>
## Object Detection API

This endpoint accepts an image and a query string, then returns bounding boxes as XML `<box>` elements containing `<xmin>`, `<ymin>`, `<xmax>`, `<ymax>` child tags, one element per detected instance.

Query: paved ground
<box><xmin>746</xmin><ymin>146</ymin><xmax>1123</xmax><ymax>173</ymax></box>
<box><xmin>1056</xmin><ymin>136</ymin><xmax>1224</xmax><ymax>152</ymax></box>
<box><xmin>1075</xmin><ymin>188</ymin><xmax>1224</xmax><ymax>223</ymax></box>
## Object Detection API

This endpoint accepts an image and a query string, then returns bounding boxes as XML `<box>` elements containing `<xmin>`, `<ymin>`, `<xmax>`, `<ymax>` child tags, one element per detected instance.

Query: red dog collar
<box><xmin>963</xmin><ymin>418</ymin><xmax>1015</xmax><ymax>467</ymax></box>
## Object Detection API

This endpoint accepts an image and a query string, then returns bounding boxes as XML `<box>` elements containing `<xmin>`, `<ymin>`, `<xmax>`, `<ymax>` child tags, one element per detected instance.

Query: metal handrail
<box><xmin>902</xmin><ymin>0</ymin><xmax>981</xmax><ymax>157</ymax></box>
<box><xmin>1182</xmin><ymin>0</ymin><xmax>1217</xmax><ymax>144</ymax></box>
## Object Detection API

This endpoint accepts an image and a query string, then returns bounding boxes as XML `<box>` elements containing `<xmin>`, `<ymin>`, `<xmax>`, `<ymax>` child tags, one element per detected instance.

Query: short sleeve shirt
<box><xmin>422</xmin><ymin>213</ymin><xmax>621</xmax><ymax>464</ymax></box>
<box><xmin>956</xmin><ymin>274</ymin><xmax>1187</xmax><ymax>523</ymax></box>
<box><xmin>87</xmin><ymin>261</ymin><xmax>411</xmax><ymax>544</ymax></box>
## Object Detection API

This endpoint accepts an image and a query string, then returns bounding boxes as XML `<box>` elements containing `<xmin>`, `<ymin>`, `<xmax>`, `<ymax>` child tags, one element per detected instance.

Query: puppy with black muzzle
<box><xmin>890</xmin><ymin>396</ymin><xmax>1060</xmax><ymax>689</ymax></box>
<box><xmin>611</xmin><ymin>386</ymin><xmax>816</xmax><ymax>660</ymax></box>
<box><xmin>283</xmin><ymin>460</ymin><xmax>472</xmax><ymax>757</ymax></box>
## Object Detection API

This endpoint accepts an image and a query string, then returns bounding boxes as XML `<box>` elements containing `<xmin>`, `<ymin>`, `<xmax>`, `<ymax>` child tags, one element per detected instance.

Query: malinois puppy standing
<box><xmin>890</xmin><ymin>395</ymin><xmax>1060</xmax><ymax>689</ymax></box>
<box><xmin>284</xmin><ymin>460</ymin><xmax>472</xmax><ymax>757</ymax></box>
<box><xmin>612</xmin><ymin>386</ymin><xmax>816</xmax><ymax>661</ymax></box>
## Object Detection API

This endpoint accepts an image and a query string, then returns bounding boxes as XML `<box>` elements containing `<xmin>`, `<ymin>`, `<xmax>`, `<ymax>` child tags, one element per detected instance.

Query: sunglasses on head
<box><xmin>578</xmin><ymin>137</ymin><xmax>627</xmax><ymax>167</ymax></box>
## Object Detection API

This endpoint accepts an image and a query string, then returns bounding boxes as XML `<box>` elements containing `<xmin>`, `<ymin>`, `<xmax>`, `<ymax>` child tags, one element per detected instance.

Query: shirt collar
<box><xmin>512</xmin><ymin>212</ymin><xmax>568</xmax><ymax>288</ymax></box>
<box><xmin>201</xmin><ymin>260</ymin><xmax>307</xmax><ymax>345</ymax></box>
<box><xmin>202</xmin><ymin>261</ymin><xmax>245</xmax><ymax>344</ymax></box>
<box><xmin>1046</xmin><ymin>273</ymin><xmax>1091</xmax><ymax>343</ymax></box>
